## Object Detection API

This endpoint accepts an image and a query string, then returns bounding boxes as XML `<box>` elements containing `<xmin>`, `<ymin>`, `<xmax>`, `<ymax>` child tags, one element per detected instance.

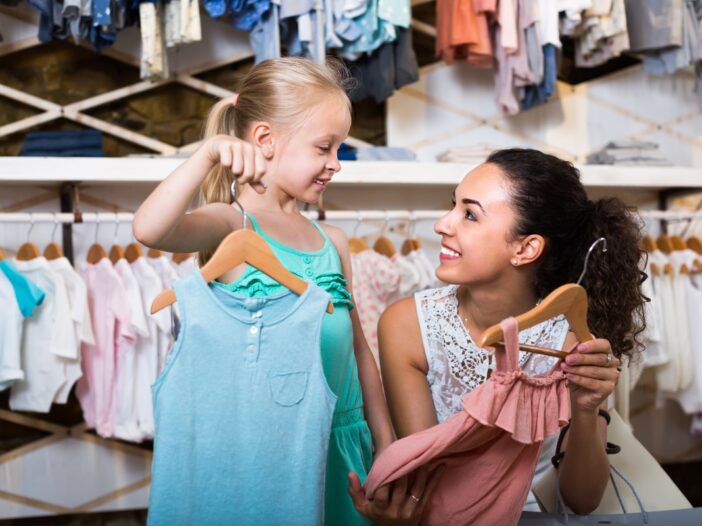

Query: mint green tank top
<box><xmin>213</xmin><ymin>213</ymin><xmax>363</xmax><ymax>412</ymax></box>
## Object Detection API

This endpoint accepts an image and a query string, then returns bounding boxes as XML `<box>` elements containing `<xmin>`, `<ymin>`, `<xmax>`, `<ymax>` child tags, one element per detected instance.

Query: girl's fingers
<box><xmin>219</xmin><ymin>143</ymin><xmax>232</xmax><ymax>168</ymax></box>
<box><xmin>373</xmin><ymin>482</ymin><xmax>390</xmax><ymax>510</ymax></box>
<box><xmin>347</xmin><ymin>472</ymin><xmax>368</xmax><ymax>513</ymax></box>
<box><xmin>390</xmin><ymin>475</ymin><xmax>408</xmax><ymax>509</ymax></box>
<box><xmin>230</xmin><ymin>141</ymin><xmax>244</xmax><ymax>176</ymax></box>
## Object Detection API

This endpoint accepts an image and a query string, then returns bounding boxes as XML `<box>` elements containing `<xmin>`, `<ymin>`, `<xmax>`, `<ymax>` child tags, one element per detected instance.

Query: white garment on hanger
<box><xmin>641</xmin><ymin>253</ymin><xmax>667</xmax><ymax>368</ymax></box>
<box><xmin>49</xmin><ymin>257</ymin><xmax>95</xmax><ymax>404</ymax></box>
<box><xmin>173</xmin><ymin>256</ymin><xmax>197</xmax><ymax>279</ymax></box>
<box><xmin>656</xmin><ymin>251</ymin><xmax>694</xmax><ymax>393</ymax></box>
<box><xmin>114</xmin><ymin>259</ymin><xmax>150</xmax><ymax>441</ymax></box>
<box><xmin>131</xmin><ymin>257</ymin><xmax>171</xmax><ymax>438</ymax></box>
<box><xmin>10</xmin><ymin>258</ymin><xmax>75</xmax><ymax>412</ymax></box>
<box><xmin>0</xmin><ymin>272</ymin><xmax>24</xmax><ymax>391</ymax></box>
<box><xmin>538</xmin><ymin>0</ymin><xmax>561</xmax><ymax>47</ymax></box>
<box><xmin>147</xmin><ymin>256</ymin><xmax>179</xmax><ymax>371</ymax></box>
<box><xmin>387</xmin><ymin>253</ymin><xmax>422</xmax><ymax>305</ymax></box>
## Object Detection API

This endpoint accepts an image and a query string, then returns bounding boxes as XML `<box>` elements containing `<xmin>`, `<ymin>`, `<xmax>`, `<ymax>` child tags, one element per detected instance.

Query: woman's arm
<box><xmin>348</xmin><ymin>297</ymin><xmax>444</xmax><ymax>525</ymax></box>
<box><xmin>132</xmin><ymin>135</ymin><xmax>267</xmax><ymax>253</ymax></box>
<box><xmin>556</xmin><ymin>334</ymin><xmax>621</xmax><ymax>514</ymax></box>
<box><xmin>378</xmin><ymin>298</ymin><xmax>438</xmax><ymax>436</ymax></box>
<box><xmin>324</xmin><ymin>225</ymin><xmax>394</xmax><ymax>450</ymax></box>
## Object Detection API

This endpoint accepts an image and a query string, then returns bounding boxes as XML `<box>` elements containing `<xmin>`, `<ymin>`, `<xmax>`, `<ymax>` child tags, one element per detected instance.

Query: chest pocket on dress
<box><xmin>269</xmin><ymin>370</ymin><xmax>309</xmax><ymax>406</ymax></box>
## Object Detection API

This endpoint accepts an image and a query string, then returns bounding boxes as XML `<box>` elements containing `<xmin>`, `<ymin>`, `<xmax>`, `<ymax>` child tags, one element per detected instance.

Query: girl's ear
<box><xmin>251</xmin><ymin>121</ymin><xmax>274</xmax><ymax>157</ymax></box>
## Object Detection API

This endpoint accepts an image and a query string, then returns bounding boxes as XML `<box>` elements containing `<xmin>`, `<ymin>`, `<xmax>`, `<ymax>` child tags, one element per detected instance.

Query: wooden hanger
<box><xmin>686</xmin><ymin>237</ymin><xmax>702</xmax><ymax>273</ymax></box>
<box><xmin>16</xmin><ymin>216</ymin><xmax>41</xmax><ymax>261</ymax></box>
<box><xmin>172</xmin><ymin>252</ymin><xmax>193</xmax><ymax>265</ymax></box>
<box><xmin>16</xmin><ymin>242</ymin><xmax>41</xmax><ymax>261</ymax></box>
<box><xmin>373</xmin><ymin>236</ymin><xmax>396</xmax><ymax>258</ymax></box>
<box><xmin>86</xmin><ymin>243</ymin><xmax>107</xmax><ymax>263</ymax></box>
<box><xmin>400</xmin><ymin>216</ymin><xmax>421</xmax><ymax>255</ymax></box>
<box><xmin>373</xmin><ymin>213</ymin><xmax>397</xmax><ymax>258</ymax></box>
<box><xmin>657</xmin><ymin>234</ymin><xmax>674</xmax><ymax>254</ymax></box>
<box><xmin>151</xmin><ymin>228</ymin><xmax>334</xmax><ymax>315</ymax></box>
<box><xmin>109</xmin><ymin>244</ymin><xmax>125</xmax><ymax>264</ymax></box>
<box><xmin>147</xmin><ymin>247</ymin><xmax>164</xmax><ymax>258</ymax></box>
<box><xmin>640</xmin><ymin>235</ymin><xmax>657</xmax><ymax>252</ymax></box>
<box><xmin>44</xmin><ymin>242</ymin><xmax>63</xmax><ymax>260</ymax></box>
<box><xmin>125</xmin><ymin>243</ymin><xmax>143</xmax><ymax>263</ymax></box>
<box><xmin>349</xmin><ymin>237</ymin><xmax>368</xmax><ymax>254</ymax></box>
<box><xmin>0</xmin><ymin>247</ymin><xmax>5</xmax><ymax>261</ymax></box>
<box><xmin>348</xmin><ymin>214</ymin><xmax>369</xmax><ymax>254</ymax></box>
<box><xmin>43</xmin><ymin>216</ymin><xmax>63</xmax><ymax>260</ymax></box>
<box><xmin>478</xmin><ymin>284</ymin><xmax>594</xmax><ymax>359</ymax></box>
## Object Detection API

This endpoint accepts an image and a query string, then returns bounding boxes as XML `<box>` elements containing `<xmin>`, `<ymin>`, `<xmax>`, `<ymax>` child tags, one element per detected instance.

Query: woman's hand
<box><xmin>205</xmin><ymin>134</ymin><xmax>269</xmax><ymax>194</ymax></box>
<box><xmin>348</xmin><ymin>465</ymin><xmax>445</xmax><ymax>526</ymax></box>
<box><xmin>560</xmin><ymin>337</ymin><xmax>620</xmax><ymax>413</ymax></box>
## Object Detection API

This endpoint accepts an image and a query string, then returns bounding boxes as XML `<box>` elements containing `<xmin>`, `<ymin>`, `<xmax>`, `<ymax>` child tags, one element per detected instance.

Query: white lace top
<box><xmin>415</xmin><ymin>285</ymin><xmax>570</xmax><ymax>423</ymax></box>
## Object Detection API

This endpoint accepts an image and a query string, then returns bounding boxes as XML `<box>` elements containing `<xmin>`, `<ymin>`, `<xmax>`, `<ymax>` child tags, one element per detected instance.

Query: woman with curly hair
<box><xmin>349</xmin><ymin>148</ymin><xmax>647</xmax><ymax>524</ymax></box>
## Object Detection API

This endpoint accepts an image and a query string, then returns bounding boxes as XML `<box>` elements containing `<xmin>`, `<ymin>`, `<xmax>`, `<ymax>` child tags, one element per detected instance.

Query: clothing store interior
<box><xmin>1</xmin><ymin>1</ymin><xmax>702</xmax><ymax>525</ymax></box>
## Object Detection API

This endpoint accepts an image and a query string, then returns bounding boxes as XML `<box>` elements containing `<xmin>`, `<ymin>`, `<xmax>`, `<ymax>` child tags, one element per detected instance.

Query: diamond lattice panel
<box><xmin>0</xmin><ymin>437</ymin><xmax>150</xmax><ymax>514</ymax></box>
<box><xmin>388</xmin><ymin>64</ymin><xmax>702</xmax><ymax>166</ymax></box>
<box><xmin>585</xmin><ymin>67</ymin><xmax>700</xmax><ymax>124</ymax></box>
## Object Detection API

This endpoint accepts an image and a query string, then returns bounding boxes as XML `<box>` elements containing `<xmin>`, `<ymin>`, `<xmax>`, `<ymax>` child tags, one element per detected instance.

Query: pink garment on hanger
<box><xmin>364</xmin><ymin>317</ymin><xmax>573</xmax><ymax>526</ymax></box>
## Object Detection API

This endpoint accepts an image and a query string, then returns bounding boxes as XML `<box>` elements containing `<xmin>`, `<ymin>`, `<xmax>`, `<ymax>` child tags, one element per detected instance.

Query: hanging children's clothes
<box><xmin>146</xmin><ymin>255</ymin><xmax>179</xmax><ymax>369</ymax></box>
<box><xmin>364</xmin><ymin>317</ymin><xmax>572</xmax><ymax>526</ymax></box>
<box><xmin>351</xmin><ymin>249</ymin><xmax>400</xmax><ymax>362</ymax></box>
<box><xmin>77</xmin><ymin>259</ymin><xmax>135</xmax><ymax>437</ymax></box>
<box><xmin>113</xmin><ymin>259</ymin><xmax>150</xmax><ymax>441</ymax></box>
<box><xmin>48</xmin><ymin>256</ymin><xmax>95</xmax><ymax>404</ymax></box>
<box><xmin>130</xmin><ymin>256</ymin><xmax>171</xmax><ymax>439</ymax></box>
<box><xmin>0</xmin><ymin>259</ymin><xmax>45</xmax><ymax>317</ymax></box>
<box><xmin>0</xmin><ymin>270</ymin><xmax>24</xmax><ymax>391</ymax></box>
<box><xmin>0</xmin><ymin>259</ymin><xmax>45</xmax><ymax>391</ymax></box>
<box><xmin>214</xmin><ymin>213</ymin><xmax>372</xmax><ymax>526</ymax></box>
<box><xmin>148</xmin><ymin>272</ymin><xmax>335</xmax><ymax>526</ymax></box>
<box><xmin>9</xmin><ymin>257</ymin><xmax>76</xmax><ymax>412</ymax></box>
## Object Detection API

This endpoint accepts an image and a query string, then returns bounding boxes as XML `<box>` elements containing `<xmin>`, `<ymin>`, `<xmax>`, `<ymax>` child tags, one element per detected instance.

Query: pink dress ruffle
<box><xmin>364</xmin><ymin>317</ymin><xmax>572</xmax><ymax>526</ymax></box>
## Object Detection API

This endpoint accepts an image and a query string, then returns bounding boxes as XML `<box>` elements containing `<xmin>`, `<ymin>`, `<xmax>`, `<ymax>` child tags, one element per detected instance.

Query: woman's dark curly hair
<box><xmin>486</xmin><ymin>148</ymin><xmax>647</xmax><ymax>359</ymax></box>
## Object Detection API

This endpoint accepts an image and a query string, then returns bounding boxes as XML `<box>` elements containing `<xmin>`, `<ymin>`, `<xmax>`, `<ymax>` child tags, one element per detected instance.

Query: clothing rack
<box><xmin>0</xmin><ymin>210</ymin><xmax>448</xmax><ymax>224</ymax></box>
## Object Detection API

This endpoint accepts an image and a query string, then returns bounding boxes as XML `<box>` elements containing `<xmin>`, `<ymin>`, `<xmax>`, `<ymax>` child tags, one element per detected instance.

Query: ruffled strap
<box><xmin>218</xmin><ymin>269</ymin><xmax>354</xmax><ymax>309</ymax></box>
<box><xmin>314</xmin><ymin>272</ymin><xmax>354</xmax><ymax>309</ymax></box>
<box><xmin>462</xmin><ymin>368</ymin><xmax>570</xmax><ymax>444</ymax></box>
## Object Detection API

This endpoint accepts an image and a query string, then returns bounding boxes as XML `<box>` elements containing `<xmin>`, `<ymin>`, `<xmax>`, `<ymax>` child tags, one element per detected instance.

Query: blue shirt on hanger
<box><xmin>0</xmin><ymin>260</ymin><xmax>46</xmax><ymax>317</ymax></box>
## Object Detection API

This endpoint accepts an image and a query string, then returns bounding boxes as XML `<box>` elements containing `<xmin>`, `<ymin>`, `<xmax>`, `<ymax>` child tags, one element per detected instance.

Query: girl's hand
<box><xmin>560</xmin><ymin>338</ymin><xmax>620</xmax><ymax>414</ymax></box>
<box><xmin>205</xmin><ymin>135</ymin><xmax>269</xmax><ymax>194</ymax></box>
<box><xmin>348</xmin><ymin>465</ymin><xmax>445</xmax><ymax>526</ymax></box>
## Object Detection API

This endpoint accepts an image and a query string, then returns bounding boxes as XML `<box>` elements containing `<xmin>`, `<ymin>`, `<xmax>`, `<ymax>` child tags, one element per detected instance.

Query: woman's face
<box><xmin>434</xmin><ymin>163</ymin><xmax>522</xmax><ymax>285</ymax></box>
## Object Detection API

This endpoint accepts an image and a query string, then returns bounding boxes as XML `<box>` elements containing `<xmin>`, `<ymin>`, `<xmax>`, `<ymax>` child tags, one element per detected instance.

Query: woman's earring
<box><xmin>511</xmin><ymin>258</ymin><xmax>519</xmax><ymax>266</ymax></box>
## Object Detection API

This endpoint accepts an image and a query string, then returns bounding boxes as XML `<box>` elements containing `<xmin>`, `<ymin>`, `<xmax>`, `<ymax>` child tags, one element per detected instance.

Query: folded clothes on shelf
<box><xmin>587</xmin><ymin>140</ymin><xmax>672</xmax><ymax>166</ymax></box>
<box><xmin>355</xmin><ymin>146</ymin><xmax>416</xmax><ymax>161</ymax></box>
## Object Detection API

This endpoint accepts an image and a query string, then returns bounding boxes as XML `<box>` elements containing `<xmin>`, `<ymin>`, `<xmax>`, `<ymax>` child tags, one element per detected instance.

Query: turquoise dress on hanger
<box><xmin>214</xmin><ymin>213</ymin><xmax>373</xmax><ymax>526</ymax></box>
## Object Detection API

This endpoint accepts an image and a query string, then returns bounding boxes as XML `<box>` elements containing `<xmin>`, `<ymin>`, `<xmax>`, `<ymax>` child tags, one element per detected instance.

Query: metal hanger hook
<box><xmin>94</xmin><ymin>214</ymin><xmax>101</xmax><ymax>244</ymax></box>
<box><xmin>26</xmin><ymin>213</ymin><xmax>36</xmax><ymax>241</ymax></box>
<box><xmin>113</xmin><ymin>213</ymin><xmax>120</xmax><ymax>245</ymax></box>
<box><xmin>576</xmin><ymin>237</ymin><xmax>607</xmax><ymax>285</ymax></box>
<box><xmin>408</xmin><ymin>211</ymin><xmax>417</xmax><ymax>239</ymax></box>
<box><xmin>50</xmin><ymin>213</ymin><xmax>60</xmax><ymax>242</ymax></box>
<box><xmin>231</xmin><ymin>180</ymin><xmax>247</xmax><ymax>230</ymax></box>
<box><xmin>382</xmin><ymin>211</ymin><xmax>391</xmax><ymax>236</ymax></box>
<box><xmin>352</xmin><ymin>211</ymin><xmax>363</xmax><ymax>238</ymax></box>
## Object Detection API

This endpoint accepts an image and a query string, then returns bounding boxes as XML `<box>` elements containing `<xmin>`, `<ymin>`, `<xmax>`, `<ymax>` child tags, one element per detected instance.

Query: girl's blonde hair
<box><xmin>200</xmin><ymin>57</ymin><xmax>352</xmax><ymax>208</ymax></box>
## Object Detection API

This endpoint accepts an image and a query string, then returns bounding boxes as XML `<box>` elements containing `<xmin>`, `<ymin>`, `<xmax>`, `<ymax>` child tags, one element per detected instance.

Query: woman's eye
<box><xmin>465</xmin><ymin>210</ymin><xmax>476</xmax><ymax>221</ymax></box>
<box><xmin>318</xmin><ymin>146</ymin><xmax>330</xmax><ymax>153</ymax></box>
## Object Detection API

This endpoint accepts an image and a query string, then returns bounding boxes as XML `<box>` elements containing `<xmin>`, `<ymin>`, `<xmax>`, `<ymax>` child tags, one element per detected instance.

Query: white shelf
<box><xmin>0</xmin><ymin>157</ymin><xmax>701</xmax><ymax>189</ymax></box>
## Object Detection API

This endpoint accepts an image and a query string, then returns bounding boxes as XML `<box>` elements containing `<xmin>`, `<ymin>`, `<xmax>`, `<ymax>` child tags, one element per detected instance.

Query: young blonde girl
<box><xmin>133</xmin><ymin>57</ymin><xmax>393</xmax><ymax>525</ymax></box>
